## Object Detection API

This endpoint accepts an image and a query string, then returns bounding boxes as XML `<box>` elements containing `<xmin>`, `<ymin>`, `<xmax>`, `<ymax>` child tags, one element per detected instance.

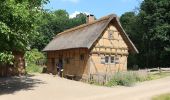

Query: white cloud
<box><xmin>69</xmin><ymin>11</ymin><xmax>90</xmax><ymax>18</ymax></box>
<box><xmin>61</xmin><ymin>0</ymin><xmax>80</xmax><ymax>3</ymax></box>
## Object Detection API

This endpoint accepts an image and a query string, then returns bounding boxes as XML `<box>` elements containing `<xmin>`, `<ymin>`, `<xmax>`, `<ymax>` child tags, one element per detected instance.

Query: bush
<box><xmin>26</xmin><ymin>63</ymin><xmax>43</xmax><ymax>73</ymax></box>
<box><xmin>132</xmin><ymin>71</ymin><xmax>150</xmax><ymax>82</ymax></box>
<box><xmin>106</xmin><ymin>71</ymin><xmax>149</xmax><ymax>87</ymax></box>
<box><xmin>25</xmin><ymin>49</ymin><xmax>45</xmax><ymax>64</ymax></box>
<box><xmin>25</xmin><ymin>49</ymin><xmax>45</xmax><ymax>73</ymax></box>
<box><xmin>0</xmin><ymin>51</ymin><xmax>14</xmax><ymax>65</ymax></box>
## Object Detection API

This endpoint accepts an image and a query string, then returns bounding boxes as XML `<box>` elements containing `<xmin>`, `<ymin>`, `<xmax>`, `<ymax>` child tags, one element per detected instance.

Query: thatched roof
<box><xmin>43</xmin><ymin>14</ymin><xmax>138</xmax><ymax>53</ymax></box>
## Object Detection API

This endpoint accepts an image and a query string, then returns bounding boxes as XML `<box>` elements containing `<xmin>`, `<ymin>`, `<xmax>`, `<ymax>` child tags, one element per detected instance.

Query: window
<box><xmin>105</xmin><ymin>56</ymin><xmax>109</xmax><ymax>64</ymax></box>
<box><xmin>108</xmin><ymin>30</ymin><xmax>114</xmax><ymax>39</ymax></box>
<box><xmin>80</xmin><ymin>54</ymin><xmax>84</xmax><ymax>61</ymax></box>
<box><xmin>101</xmin><ymin>56</ymin><xmax>119</xmax><ymax>64</ymax></box>
<box><xmin>110</xmin><ymin>56</ymin><xmax>115</xmax><ymax>64</ymax></box>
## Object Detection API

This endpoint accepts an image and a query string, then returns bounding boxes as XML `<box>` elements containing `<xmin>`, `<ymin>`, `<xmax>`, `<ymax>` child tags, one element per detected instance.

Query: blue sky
<box><xmin>44</xmin><ymin>0</ymin><xmax>143</xmax><ymax>18</ymax></box>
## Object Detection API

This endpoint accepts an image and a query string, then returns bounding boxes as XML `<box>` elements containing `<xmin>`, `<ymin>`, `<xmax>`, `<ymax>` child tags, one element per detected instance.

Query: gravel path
<box><xmin>0</xmin><ymin>74</ymin><xmax>170</xmax><ymax>100</ymax></box>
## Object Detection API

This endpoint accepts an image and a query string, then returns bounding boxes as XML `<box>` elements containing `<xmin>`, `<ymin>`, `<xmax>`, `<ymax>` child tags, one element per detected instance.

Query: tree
<box><xmin>139</xmin><ymin>0</ymin><xmax>170</xmax><ymax>67</ymax></box>
<box><xmin>31</xmin><ymin>10</ymin><xmax>87</xmax><ymax>50</ymax></box>
<box><xmin>0</xmin><ymin>0</ymin><xmax>48</xmax><ymax>64</ymax></box>
<box><xmin>120</xmin><ymin>0</ymin><xmax>170</xmax><ymax>68</ymax></box>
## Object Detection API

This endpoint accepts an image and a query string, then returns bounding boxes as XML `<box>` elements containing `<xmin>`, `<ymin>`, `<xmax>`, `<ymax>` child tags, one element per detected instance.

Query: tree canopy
<box><xmin>0</xmin><ymin>0</ymin><xmax>49</xmax><ymax>64</ymax></box>
<box><xmin>0</xmin><ymin>0</ymin><xmax>86</xmax><ymax>64</ymax></box>
<box><xmin>120</xmin><ymin>0</ymin><xmax>170</xmax><ymax>68</ymax></box>
<box><xmin>31</xmin><ymin>10</ymin><xmax>86</xmax><ymax>50</ymax></box>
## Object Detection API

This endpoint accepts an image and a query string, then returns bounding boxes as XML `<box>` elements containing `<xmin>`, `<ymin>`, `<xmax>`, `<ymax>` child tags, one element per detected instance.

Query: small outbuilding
<box><xmin>0</xmin><ymin>51</ymin><xmax>25</xmax><ymax>76</ymax></box>
<box><xmin>43</xmin><ymin>14</ymin><xmax>138</xmax><ymax>80</ymax></box>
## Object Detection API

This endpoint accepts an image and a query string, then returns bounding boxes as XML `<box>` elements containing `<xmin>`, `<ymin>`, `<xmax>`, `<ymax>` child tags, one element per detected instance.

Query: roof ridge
<box><xmin>54</xmin><ymin>14</ymin><xmax>116</xmax><ymax>38</ymax></box>
<box><xmin>43</xmin><ymin>13</ymin><xmax>138</xmax><ymax>53</ymax></box>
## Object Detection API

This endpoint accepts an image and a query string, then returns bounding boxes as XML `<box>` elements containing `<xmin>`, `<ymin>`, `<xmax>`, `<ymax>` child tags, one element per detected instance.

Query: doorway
<box><xmin>57</xmin><ymin>58</ymin><xmax>63</xmax><ymax>77</ymax></box>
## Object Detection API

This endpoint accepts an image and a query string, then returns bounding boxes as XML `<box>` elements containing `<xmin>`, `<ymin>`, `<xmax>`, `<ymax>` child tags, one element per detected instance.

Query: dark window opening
<box><xmin>110</xmin><ymin>56</ymin><xmax>115</xmax><ymax>64</ymax></box>
<box><xmin>108</xmin><ymin>30</ymin><xmax>114</xmax><ymax>39</ymax></box>
<box><xmin>105</xmin><ymin>56</ymin><xmax>109</xmax><ymax>63</ymax></box>
<box><xmin>80</xmin><ymin>54</ymin><xmax>84</xmax><ymax>61</ymax></box>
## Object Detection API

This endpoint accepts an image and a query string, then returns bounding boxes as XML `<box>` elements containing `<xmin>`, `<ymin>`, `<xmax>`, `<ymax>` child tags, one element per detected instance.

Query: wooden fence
<box><xmin>141</xmin><ymin>67</ymin><xmax>170</xmax><ymax>73</ymax></box>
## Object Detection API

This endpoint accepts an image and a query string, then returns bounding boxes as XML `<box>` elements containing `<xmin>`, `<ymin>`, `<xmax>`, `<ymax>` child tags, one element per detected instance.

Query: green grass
<box><xmin>152</xmin><ymin>93</ymin><xmax>170</xmax><ymax>100</ymax></box>
<box><xmin>26</xmin><ymin>63</ymin><xmax>43</xmax><ymax>73</ymax></box>
<box><xmin>148</xmin><ymin>72</ymin><xmax>170</xmax><ymax>80</ymax></box>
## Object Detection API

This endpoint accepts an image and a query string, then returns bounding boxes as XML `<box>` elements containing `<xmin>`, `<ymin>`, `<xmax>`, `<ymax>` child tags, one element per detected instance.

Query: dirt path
<box><xmin>0</xmin><ymin>74</ymin><xmax>170</xmax><ymax>100</ymax></box>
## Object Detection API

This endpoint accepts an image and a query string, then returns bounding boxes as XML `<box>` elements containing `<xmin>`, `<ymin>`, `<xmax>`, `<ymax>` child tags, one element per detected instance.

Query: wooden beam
<box><xmin>94</xmin><ymin>46</ymin><xmax>128</xmax><ymax>50</ymax></box>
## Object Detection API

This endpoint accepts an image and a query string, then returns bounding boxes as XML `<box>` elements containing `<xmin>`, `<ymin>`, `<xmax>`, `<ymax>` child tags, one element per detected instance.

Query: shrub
<box><xmin>106</xmin><ymin>71</ymin><xmax>149</xmax><ymax>87</ymax></box>
<box><xmin>0</xmin><ymin>51</ymin><xmax>14</xmax><ymax>65</ymax></box>
<box><xmin>106</xmin><ymin>72</ymin><xmax>135</xmax><ymax>86</ymax></box>
<box><xmin>25</xmin><ymin>49</ymin><xmax>45</xmax><ymax>64</ymax></box>
<box><xmin>26</xmin><ymin>63</ymin><xmax>43</xmax><ymax>73</ymax></box>
<box><xmin>25</xmin><ymin>49</ymin><xmax>45</xmax><ymax>73</ymax></box>
<box><xmin>132</xmin><ymin>71</ymin><xmax>150</xmax><ymax>82</ymax></box>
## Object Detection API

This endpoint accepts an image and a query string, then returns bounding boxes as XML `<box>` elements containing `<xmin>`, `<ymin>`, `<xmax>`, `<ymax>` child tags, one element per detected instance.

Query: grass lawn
<box><xmin>152</xmin><ymin>93</ymin><xmax>170</xmax><ymax>100</ymax></box>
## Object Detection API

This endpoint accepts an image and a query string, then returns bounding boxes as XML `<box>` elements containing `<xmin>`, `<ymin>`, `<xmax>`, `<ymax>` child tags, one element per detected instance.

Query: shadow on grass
<box><xmin>0</xmin><ymin>74</ymin><xmax>45</xmax><ymax>95</ymax></box>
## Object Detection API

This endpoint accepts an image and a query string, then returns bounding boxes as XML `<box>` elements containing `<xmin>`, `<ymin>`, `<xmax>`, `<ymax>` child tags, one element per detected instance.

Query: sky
<box><xmin>44</xmin><ymin>0</ymin><xmax>143</xmax><ymax>18</ymax></box>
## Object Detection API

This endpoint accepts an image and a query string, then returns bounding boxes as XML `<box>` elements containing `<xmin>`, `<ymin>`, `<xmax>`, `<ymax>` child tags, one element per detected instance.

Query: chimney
<box><xmin>86</xmin><ymin>14</ymin><xmax>95</xmax><ymax>23</ymax></box>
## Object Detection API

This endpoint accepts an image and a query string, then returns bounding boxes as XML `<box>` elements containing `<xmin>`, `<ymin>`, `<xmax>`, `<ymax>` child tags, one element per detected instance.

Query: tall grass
<box><xmin>106</xmin><ymin>71</ymin><xmax>150</xmax><ymax>86</ymax></box>
<box><xmin>89</xmin><ymin>71</ymin><xmax>170</xmax><ymax>87</ymax></box>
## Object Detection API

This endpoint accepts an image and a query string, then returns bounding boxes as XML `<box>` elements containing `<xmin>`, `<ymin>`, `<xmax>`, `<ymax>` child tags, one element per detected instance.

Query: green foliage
<box><xmin>26</xmin><ymin>63</ymin><xmax>43</xmax><ymax>73</ymax></box>
<box><xmin>120</xmin><ymin>0</ymin><xmax>170</xmax><ymax>68</ymax></box>
<box><xmin>31</xmin><ymin>10</ymin><xmax>87</xmax><ymax>50</ymax></box>
<box><xmin>0</xmin><ymin>0</ymin><xmax>48</xmax><ymax>64</ymax></box>
<box><xmin>0</xmin><ymin>52</ymin><xmax>14</xmax><ymax>65</ymax></box>
<box><xmin>0</xmin><ymin>0</ymin><xmax>86</xmax><ymax>67</ymax></box>
<box><xmin>25</xmin><ymin>49</ymin><xmax>45</xmax><ymax>73</ymax></box>
<box><xmin>106</xmin><ymin>72</ymin><xmax>149</xmax><ymax>87</ymax></box>
<box><xmin>25</xmin><ymin>49</ymin><xmax>45</xmax><ymax>64</ymax></box>
<box><xmin>152</xmin><ymin>93</ymin><xmax>170</xmax><ymax>100</ymax></box>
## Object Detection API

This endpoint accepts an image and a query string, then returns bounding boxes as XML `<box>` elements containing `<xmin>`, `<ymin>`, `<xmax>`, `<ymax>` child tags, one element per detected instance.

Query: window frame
<box><xmin>101</xmin><ymin>55</ymin><xmax>119</xmax><ymax>64</ymax></box>
<box><xmin>108</xmin><ymin>30</ymin><xmax>114</xmax><ymax>40</ymax></box>
<box><xmin>105</xmin><ymin>56</ymin><xmax>109</xmax><ymax>64</ymax></box>
<box><xmin>110</xmin><ymin>56</ymin><xmax>115</xmax><ymax>64</ymax></box>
